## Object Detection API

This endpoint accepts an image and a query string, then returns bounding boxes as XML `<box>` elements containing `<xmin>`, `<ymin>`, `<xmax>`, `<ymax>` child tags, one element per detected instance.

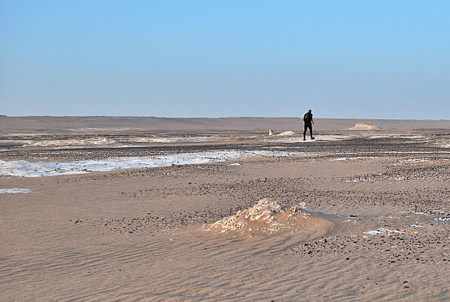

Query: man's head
<box><xmin>308</xmin><ymin>109</ymin><xmax>312</xmax><ymax>113</ymax></box>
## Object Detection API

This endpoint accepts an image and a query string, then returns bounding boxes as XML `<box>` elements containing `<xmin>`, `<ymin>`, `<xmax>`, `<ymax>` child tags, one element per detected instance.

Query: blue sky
<box><xmin>1</xmin><ymin>0</ymin><xmax>449</xmax><ymax>119</ymax></box>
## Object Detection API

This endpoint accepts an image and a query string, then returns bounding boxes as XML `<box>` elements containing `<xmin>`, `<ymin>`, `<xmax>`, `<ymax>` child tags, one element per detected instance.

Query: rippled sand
<box><xmin>1</xmin><ymin>118</ymin><xmax>450</xmax><ymax>301</ymax></box>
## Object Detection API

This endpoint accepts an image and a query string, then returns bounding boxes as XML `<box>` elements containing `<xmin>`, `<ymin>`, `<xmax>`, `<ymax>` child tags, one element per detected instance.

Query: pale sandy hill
<box><xmin>207</xmin><ymin>198</ymin><xmax>333</xmax><ymax>235</ymax></box>
<box><xmin>276</xmin><ymin>130</ymin><xmax>296</xmax><ymax>136</ymax></box>
<box><xmin>349</xmin><ymin>123</ymin><xmax>382</xmax><ymax>130</ymax></box>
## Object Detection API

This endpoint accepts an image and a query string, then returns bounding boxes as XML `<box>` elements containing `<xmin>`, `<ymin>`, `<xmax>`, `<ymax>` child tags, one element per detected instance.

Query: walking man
<box><xmin>303</xmin><ymin>109</ymin><xmax>315</xmax><ymax>141</ymax></box>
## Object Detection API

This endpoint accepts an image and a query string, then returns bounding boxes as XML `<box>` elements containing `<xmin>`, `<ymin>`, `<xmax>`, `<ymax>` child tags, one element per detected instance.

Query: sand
<box><xmin>1</xmin><ymin>117</ymin><xmax>450</xmax><ymax>301</ymax></box>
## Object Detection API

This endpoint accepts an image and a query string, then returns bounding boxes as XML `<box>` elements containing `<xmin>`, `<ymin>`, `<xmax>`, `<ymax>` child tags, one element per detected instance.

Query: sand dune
<box><xmin>349</xmin><ymin>123</ymin><xmax>382</xmax><ymax>130</ymax></box>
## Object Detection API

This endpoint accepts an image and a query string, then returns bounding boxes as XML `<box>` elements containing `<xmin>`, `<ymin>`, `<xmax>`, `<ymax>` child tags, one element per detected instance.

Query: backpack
<box><xmin>303</xmin><ymin>113</ymin><xmax>309</xmax><ymax>121</ymax></box>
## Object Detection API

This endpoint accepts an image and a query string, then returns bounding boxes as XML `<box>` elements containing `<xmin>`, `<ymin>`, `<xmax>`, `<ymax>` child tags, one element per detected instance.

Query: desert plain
<box><xmin>1</xmin><ymin>116</ymin><xmax>450</xmax><ymax>301</ymax></box>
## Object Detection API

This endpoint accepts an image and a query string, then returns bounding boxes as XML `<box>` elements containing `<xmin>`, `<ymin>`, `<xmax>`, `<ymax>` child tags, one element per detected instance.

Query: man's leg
<box><xmin>309</xmin><ymin>125</ymin><xmax>314</xmax><ymax>139</ymax></box>
<box><xmin>303</xmin><ymin>124</ymin><xmax>308</xmax><ymax>140</ymax></box>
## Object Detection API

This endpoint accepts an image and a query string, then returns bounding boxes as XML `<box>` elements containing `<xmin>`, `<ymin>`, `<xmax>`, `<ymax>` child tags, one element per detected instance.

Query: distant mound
<box><xmin>206</xmin><ymin>198</ymin><xmax>334</xmax><ymax>235</ymax></box>
<box><xmin>349</xmin><ymin>123</ymin><xmax>382</xmax><ymax>130</ymax></box>
<box><xmin>276</xmin><ymin>131</ymin><xmax>296</xmax><ymax>136</ymax></box>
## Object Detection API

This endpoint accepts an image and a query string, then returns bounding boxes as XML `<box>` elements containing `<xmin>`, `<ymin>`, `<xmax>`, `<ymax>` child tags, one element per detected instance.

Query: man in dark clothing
<box><xmin>303</xmin><ymin>109</ymin><xmax>315</xmax><ymax>141</ymax></box>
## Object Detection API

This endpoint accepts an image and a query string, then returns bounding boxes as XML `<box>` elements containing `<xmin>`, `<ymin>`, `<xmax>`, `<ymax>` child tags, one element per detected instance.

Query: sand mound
<box><xmin>207</xmin><ymin>198</ymin><xmax>334</xmax><ymax>234</ymax></box>
<box><xmin>276</xmin><ymin>131</ymin><xmax>296</xmax><ymax>137</ymax></box>
<box><xmin>349</xmin><ymin>123</ymin><xmax>381</xmax><ymax>130</ymax></box>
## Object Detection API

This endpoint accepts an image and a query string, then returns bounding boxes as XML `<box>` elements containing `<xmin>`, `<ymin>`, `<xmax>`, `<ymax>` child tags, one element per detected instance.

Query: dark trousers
<box><xmin>303</xmin><ymin>124</ymin><xmax>313</xmax><ymax>139</ymax></box>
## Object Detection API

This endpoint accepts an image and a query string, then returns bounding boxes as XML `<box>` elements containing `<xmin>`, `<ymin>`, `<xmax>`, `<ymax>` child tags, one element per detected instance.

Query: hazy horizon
<box><xmin>2</xmin><ymin>115</ymin><xmax>449</xmax><ymax>121</ymax></box>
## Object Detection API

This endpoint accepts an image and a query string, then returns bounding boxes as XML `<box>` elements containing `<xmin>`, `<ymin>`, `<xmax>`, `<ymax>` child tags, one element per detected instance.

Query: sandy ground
<box><xmin>1</xmin><ymin>117</ymin><xmax>450</xmax><ymax>301</ymax></box>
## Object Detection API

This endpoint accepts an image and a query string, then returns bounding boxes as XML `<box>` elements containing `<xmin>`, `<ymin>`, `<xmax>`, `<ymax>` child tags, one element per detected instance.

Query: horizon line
<box><xmin>1</xmin><ymin>115</ymin><xmax>449</xmax><ymax>121</ymax></box>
